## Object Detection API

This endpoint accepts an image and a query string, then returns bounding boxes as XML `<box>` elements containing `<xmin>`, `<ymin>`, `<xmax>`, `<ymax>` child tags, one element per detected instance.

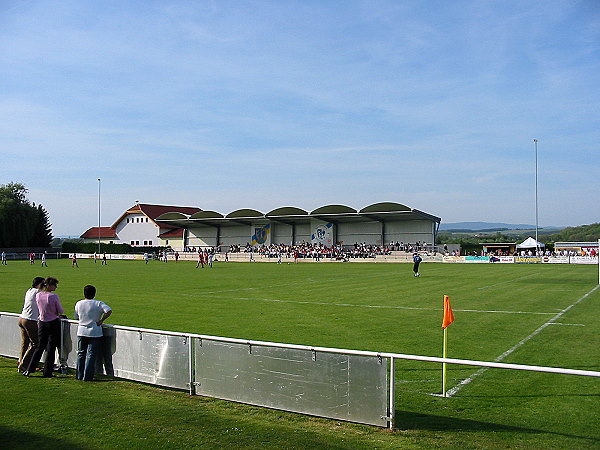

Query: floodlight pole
<box><xmin>98</xmin><ymin>178</ymin><xmax>101</xmax><ymax>254</ymax></box>
<box><xmin>533</xmin><ymin>139</ymin><xmax>539</xmax><ymax>254</ymax></box>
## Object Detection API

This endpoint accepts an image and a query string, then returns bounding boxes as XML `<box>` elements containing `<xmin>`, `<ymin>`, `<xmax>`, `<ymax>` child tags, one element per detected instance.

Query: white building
<box><xmin>80</xmin><ymin>203</ymin><xmax>201</xmax><ymax>249</ymax></box>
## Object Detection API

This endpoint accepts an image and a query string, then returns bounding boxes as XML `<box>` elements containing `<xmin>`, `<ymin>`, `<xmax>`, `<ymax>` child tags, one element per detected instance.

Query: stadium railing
<box><xmin>1</xmin><ymin>311</ymin><xmax>598</xmax><ymax>430</ymax></box>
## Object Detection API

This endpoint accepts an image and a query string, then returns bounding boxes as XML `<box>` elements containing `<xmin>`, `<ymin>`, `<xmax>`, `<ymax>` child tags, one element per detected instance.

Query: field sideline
<box><xmin>1</xmin><ymin>259</ymin><xmax>599</xmax><ymax>448</ymax></box>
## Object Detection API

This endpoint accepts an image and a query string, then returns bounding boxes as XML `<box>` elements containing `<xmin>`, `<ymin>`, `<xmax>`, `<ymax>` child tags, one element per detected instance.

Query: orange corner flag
<box><xmin>442</xmin><ymin>295</ymin><xmax>455</xmax><ymax>329</ymax></box>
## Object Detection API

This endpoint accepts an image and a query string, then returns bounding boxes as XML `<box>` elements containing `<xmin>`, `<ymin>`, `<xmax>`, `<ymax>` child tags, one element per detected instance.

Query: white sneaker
<box><xmin>416</xmin><ymin>272</ymin><xmax>420</xmax><ymax>277</ymax></box>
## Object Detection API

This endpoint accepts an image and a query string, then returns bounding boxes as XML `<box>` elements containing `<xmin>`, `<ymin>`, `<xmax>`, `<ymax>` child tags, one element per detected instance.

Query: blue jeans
<box><xmin>77</xmin><ymin>336</ymin><xmax>101</xmax><ymax>381</ymax></box>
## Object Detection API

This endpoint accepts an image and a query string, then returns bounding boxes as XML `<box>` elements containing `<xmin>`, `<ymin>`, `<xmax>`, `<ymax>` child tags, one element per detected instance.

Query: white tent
<box><xmin>517</xmin><ymin>236</ymin><xmax>545</xmax><ymax>249</ymax></box>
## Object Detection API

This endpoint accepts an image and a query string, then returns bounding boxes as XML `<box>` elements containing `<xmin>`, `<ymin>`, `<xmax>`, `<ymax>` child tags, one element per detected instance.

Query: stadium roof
<box><xmin>155</xmin><ymin>202</ymin><xmax>440</xmax><ymax>228</ymax></box>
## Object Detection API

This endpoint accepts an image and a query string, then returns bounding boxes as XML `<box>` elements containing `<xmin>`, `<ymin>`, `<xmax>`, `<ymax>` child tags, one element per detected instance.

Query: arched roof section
<box><xmin>190</xmin><ymin>210</ymin><xmax>224</xmax><ymax>219</ymax></box>
<box><xmin>360</xmin><ymin>202</ymin><xmax>411</xmax><ymax>213</ymax></box>
<box><xmin>311</xmin><ymin>204</ymin><xmax>357</xmax><ymax>215</ymax></box>
<box><xmin>266</xmin><ymin>206</ymin><xmax>309</xmax><ymax>216</ymax></box>
<box><xmin>156</xmin><ymin>212</ymin><xmax>189</xmax><ymax>221</ymax></box>
<box><xmin>226</xmin><ymin>208</ymin><xmax>264</xmax><ymax>219</ymax></box>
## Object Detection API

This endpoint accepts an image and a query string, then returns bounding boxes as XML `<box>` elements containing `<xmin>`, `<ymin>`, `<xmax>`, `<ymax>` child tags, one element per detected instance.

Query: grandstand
<box><xmin>156</xmin><ymin>202</ymin><xmax>441</xmax><ymax>251</ymax></box>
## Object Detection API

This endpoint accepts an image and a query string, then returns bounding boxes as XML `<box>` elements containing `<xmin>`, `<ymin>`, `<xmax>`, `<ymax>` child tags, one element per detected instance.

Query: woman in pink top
<box><xmin>23</xmin><ymin>277</ymin><xmax>66</xmax><ymax>377</ymax></box>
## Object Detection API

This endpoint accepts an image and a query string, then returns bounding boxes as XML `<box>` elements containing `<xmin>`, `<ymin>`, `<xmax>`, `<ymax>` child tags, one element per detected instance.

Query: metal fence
<box><xmin>1</xmin><ymin>313</ymin><xmax>390</xmax><ymax>427</ymax></box>
<box><xmin>2</xmin><ymin>311</ymin><xmax>599</xmax><ymax>429</ymax></box>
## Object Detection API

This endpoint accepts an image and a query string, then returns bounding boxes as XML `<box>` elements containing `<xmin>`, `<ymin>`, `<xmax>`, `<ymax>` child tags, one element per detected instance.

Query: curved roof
<box><xmin>153</xmin><ymin>202</ymin><xmax>440</xmax><ymax>229</ymax></box>
<box><xmin>190</xmin><ymin>210</ymin><xmax>224</xmax><ymax>219</ymax></box>
<box><xmin>226</xmin><ymin>208</ymin><xmax>264</xmax><ymax>219</ymax></box>
<box><xmin>155</xmin><ymin>212</ymin><xmax>189</xmax><ymax>220</ymax></box>
<box><xmin>266</xmin><ymin>206</ymin><xmax>309</xmax><ymax>216</ymax></box>
<box><xmin>311</xmin><ymin>205</ymin><xmax>357</xmax><ymax>215</ymax></box>
<box><xmin>360</xmin><ymin>202</ymin><xmax>411</xmax><ymax>213</ymax></box>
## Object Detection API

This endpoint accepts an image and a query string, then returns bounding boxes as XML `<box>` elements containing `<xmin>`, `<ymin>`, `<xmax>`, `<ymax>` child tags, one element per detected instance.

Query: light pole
<box><xmin>533</xmin><ymin>139</ymin><xmax>539</xmax><ymax>254</ymax></box>
<box><xmin>98</xmin><ymin>178</ymin><xmax>101</xmax><ymax>254</ymax></box>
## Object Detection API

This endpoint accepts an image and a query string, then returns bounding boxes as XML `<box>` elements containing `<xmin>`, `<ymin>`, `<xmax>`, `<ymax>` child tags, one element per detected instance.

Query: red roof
<box><xmin>112</xmin><ymin>203</ymin><xmax>202</xmax><ymax>228</ymax></box>
<box><xmin>159</xmin><ymin>228</ymin><xmax>184</xmax><ymax>238</ymax></box>
<box><xmin>80</xmin><ymin>227</ymin><xmax>117</xmax><ymax>239</ymax></box>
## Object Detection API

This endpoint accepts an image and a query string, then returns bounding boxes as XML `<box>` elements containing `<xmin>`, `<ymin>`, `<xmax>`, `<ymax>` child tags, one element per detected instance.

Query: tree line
<box><xmin>0</xmin><ymin>182</ymin><xmax>53</xmax><ymax>247</ymax></box>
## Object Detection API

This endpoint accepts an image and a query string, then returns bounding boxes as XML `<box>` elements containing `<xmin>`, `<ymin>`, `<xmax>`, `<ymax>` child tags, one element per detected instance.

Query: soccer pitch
<box><xmin>1</xmin><ymin>259</ymin><xmax>599</xmax><ymax>448</ymax></box>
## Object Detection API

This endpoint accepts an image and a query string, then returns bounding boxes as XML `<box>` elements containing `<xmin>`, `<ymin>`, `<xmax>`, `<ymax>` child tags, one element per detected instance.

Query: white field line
<box><xmin>200</xmin><ymin>294</ymin><xmax>556</xmax><ymax>315</ymax></box>
<box><xmin>444</xmin><ymin>284</ymin><xmax>600</xmax><ymax>398</ymax></box>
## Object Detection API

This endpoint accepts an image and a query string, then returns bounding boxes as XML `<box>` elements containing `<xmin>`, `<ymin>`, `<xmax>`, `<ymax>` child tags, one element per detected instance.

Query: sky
<box><xmin>1</xmin><ymin>0</ymin><xmax>599</xmax><ymax>236</ymax></box>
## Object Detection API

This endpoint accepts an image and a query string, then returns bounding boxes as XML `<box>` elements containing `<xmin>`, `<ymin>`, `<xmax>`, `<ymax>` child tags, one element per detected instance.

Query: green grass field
<box><xmin>1</xmin><ymin>259</ymin><xmax>599</xmax><ymax>449</ymax></box>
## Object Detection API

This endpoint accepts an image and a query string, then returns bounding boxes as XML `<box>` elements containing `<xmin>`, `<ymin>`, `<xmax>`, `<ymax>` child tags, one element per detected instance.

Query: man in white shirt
<box><xmin>74</xmin><ymin>285</ymin><xmax>112</xmax><ymax>381</ymax></box>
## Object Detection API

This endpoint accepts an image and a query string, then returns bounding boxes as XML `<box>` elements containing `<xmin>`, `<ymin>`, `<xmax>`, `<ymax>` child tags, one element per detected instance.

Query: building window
<box><xmin>148</xmin><ymin>240</ymin><xmax>152</xmax><ymax>245</ymax></box>
<box><xmin>130</xmin><ymin>241</ymin><xmax>134</xmax><ymax>245</ymax></box>
<box><xmin>135</xmin><ymin>241</ymin><xmax>140</xmax><ymax>245</ymax></box>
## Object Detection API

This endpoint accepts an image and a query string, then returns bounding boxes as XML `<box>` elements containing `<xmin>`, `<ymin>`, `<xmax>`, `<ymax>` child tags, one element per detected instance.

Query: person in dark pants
<box><xmin>17</xmin><ymin>277</ymin><xmax>45</xmax><ymax>372</ymax></box>
<box><xmin>413</xmin><ymin>253</ymin><xmax>422</xmax><ymax>277</ymax></box>
<box><xmin>23</xmin><ymin>277</ymin><xmax>66</xmax><ymax>377</ymax></box>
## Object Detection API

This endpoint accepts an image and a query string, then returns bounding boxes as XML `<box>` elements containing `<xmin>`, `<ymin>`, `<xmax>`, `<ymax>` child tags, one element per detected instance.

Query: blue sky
<box><xmin>1</xmin><ymin>0</ymin><xmax>598</xmax><ymax>236</ymax></box>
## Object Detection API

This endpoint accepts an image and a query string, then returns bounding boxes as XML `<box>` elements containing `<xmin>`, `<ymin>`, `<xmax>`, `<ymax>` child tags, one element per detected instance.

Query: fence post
<box><xmin>389</xmin><ymin>357</ymin><xmax>395</xmax><ymax>430</ymax></box>
<box><xmin>188</xmin><ymin>335</ymin><xmax>195</xmax><ymax>396</ymax></box>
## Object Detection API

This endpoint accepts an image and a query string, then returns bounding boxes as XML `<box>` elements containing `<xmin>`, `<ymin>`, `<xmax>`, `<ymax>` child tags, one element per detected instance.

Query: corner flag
<box><xmin>442</xmin><ymin>295</ymin><xmax>454</xmax><ymax>329</ymax></box>
<box><xmin>441</xmin><ymin>294</ymin><xmax>455</xmax><ymax>397</ymax></box>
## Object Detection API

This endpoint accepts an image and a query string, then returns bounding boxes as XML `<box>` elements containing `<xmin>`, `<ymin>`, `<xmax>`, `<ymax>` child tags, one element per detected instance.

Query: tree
<box><xmin>31</xmin><ymin>204</ymin><xmax>54</xmax><ymax>247</ymax></box>
<box><xmin>0</xmin><ymin>182</ymin><xmax>53</xmax><ymax>247</ymax></box>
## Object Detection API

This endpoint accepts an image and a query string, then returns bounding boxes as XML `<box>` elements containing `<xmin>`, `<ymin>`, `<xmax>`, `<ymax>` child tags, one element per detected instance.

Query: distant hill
<box><xmin>439</xmin><ymin>222</ymin><xmax>562</xmax><ymax>231</ymax></box>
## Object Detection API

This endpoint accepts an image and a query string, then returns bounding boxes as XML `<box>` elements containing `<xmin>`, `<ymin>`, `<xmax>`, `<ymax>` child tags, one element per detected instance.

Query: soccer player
<box><xmin>413</xmin><ymin>252</ymin><xmax>422</xmax><ymax>277</ymax></box>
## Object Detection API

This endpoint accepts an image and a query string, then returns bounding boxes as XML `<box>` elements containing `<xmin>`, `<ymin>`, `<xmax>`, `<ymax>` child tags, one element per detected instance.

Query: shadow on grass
<box><xmin>395</xmin><ymin>409</ymin><xmax>600</xmax><ymax>443</ymax></box>
<box><xmin>0</xmin><ymin>425</ymin><xmax>88</xmax><ymax>449</ymax></box>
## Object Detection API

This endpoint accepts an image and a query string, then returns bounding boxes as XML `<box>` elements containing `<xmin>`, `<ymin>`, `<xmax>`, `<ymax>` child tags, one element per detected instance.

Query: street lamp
<box><xmin>533</xmin><ymin>139</ymin><xmax>539</xmax><ymax>254</ymax></box>
<box><xmin>98</xmin><ymin>178</ymin><xmax>101</xmax><ymax>254</ymax></box>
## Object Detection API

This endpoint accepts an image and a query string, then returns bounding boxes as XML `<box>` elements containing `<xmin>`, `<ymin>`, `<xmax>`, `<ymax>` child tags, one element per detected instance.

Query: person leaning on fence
<box><xmin>74</xmin><ymin>285</ymin><xmax>112</xmax><ymax>381</ymax></box>
<box><xmin>23</xmin><ymin>277</ymin><xmax>66</xmax><ymax>377</ymax></box>
<box><xmin>17</xmin><ymin>277</ymin><xmax>45</xmax><ymax>372</ymax></box>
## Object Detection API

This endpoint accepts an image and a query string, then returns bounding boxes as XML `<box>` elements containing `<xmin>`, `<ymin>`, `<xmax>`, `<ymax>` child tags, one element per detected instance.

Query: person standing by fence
<box><xmin>74</xmin><ymin>285</ymin><xmax>112</xmax><ymax>381</ymax></box>
<box><xmin>17</xmin><ymin>277</ymin><xmax>45</xmax><ymax>372</ymax></box>
<box><xmin>23</xmin><ymin>277</ymin><xmax>66</xmax><ymax>377</ymax></box>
